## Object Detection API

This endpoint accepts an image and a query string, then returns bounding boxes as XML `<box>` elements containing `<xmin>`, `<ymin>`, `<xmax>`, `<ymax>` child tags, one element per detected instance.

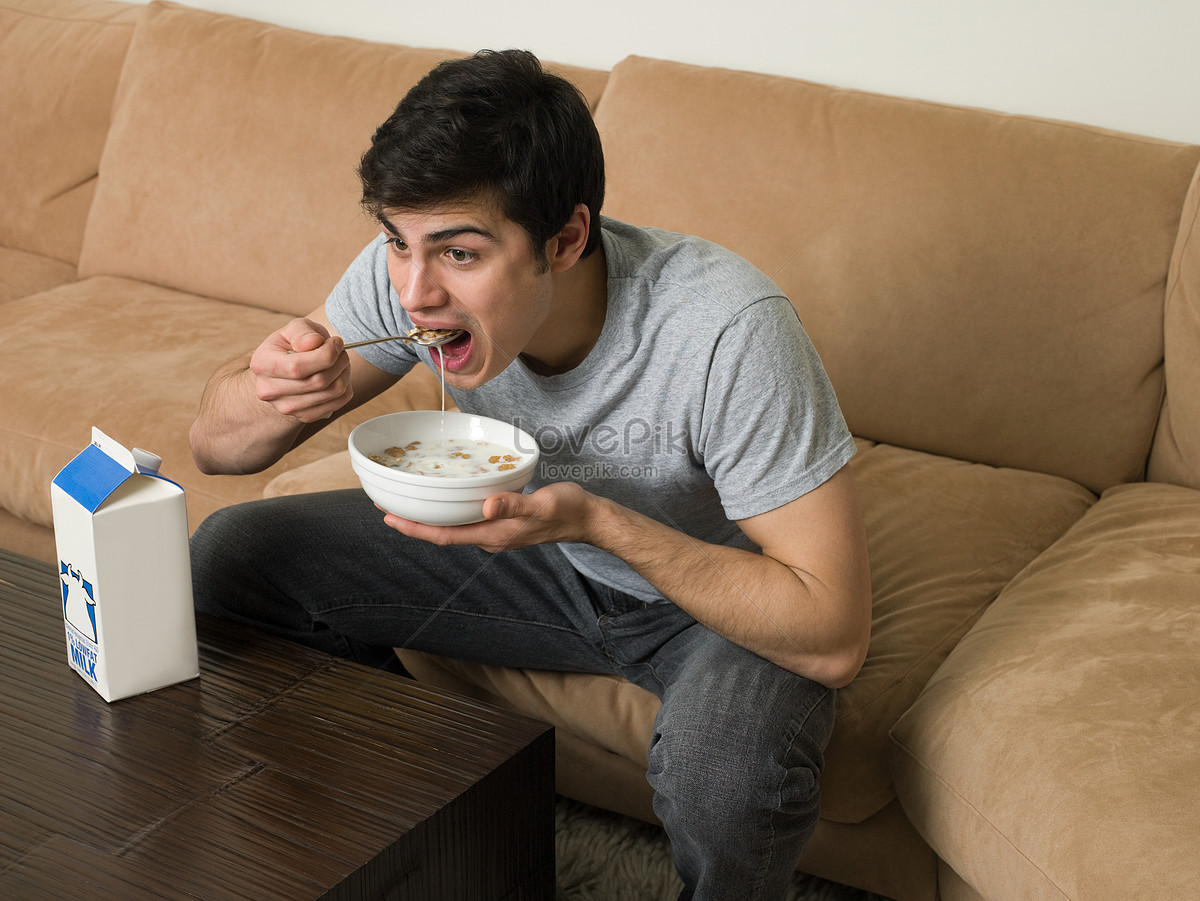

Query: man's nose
<box><xmin>397</xmin><ymin>263</ymin><xmax>446</xmax><ymax>311</ymax></box>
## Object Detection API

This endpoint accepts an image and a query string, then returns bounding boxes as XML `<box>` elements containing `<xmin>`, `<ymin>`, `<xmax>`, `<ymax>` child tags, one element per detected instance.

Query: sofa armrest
<box><xmin>889</xmin><ymin>482</ymin><xmax>1200</xmax><ymax>901</ymax></box>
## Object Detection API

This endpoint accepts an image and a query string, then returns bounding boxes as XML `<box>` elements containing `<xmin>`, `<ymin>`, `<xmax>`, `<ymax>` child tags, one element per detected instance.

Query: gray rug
<box><xmin>554</xmin><ymin>796</ymin><xmax>894</xmax><ymax>901</ymax></box>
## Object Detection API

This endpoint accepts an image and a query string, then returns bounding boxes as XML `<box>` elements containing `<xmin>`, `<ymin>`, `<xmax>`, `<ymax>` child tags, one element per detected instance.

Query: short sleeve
<box><xmin>699</xmin><ymin>295</ymin><xmax>855</xmax><ymax>521</ymax></box>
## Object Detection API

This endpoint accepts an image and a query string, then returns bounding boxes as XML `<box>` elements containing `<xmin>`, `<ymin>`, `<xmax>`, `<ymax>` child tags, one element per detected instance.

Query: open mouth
<box><xmin>432</xmin><ymin>329</ymin><xmax>473</xmax><ymax>371</ymax></box>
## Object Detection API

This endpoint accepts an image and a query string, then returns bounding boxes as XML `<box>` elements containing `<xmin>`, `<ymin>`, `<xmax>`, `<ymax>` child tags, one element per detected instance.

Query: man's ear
<box><xmin>546</xmin><ymin>203</ymin><xmax>592</xmax><ymax>272</ymax></box>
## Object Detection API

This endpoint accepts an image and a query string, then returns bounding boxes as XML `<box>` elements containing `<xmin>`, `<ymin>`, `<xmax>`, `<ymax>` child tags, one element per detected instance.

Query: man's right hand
<box><xmin>248</xmin><ymin>318</ymin><xmax>354</xmax><ymax>424</ymax></box>
<box><xmin>191</xmin><ymin>307</ymin><xmax>401</xmax><ymax>476</ymax></box>
<box><xmin>191</xmin><ymin>315</ymin><xmax>354</xmax><ymax>475</ymax></box>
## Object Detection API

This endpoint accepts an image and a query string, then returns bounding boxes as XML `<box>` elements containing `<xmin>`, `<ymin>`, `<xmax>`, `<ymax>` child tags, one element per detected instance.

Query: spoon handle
<box><xmin>342</xmin><ymin>334</ymin><xmax>417</xmax><ymax>349</ymax></box>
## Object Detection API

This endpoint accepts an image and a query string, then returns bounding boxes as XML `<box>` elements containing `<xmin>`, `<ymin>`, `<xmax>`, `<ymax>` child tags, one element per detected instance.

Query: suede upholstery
<box><xmin>0</xmin><ymin>246</ymin><xmax>78</xmax><ymax>304</ymax></box>
<box><xmin>3</xmin><ymin>3</ymin><xmax>1199</xmax><ymax>900</ymax></box>
<box><xmin>0</xmin><ymin>0</ymin><xmax>139</xmax><ymax>263</ymax></box>
<box><xmin>1149</xmin><ymin>164</ymin><xmax>1200</xmax><ymax>489</ymax></box>
<box><xmin>890</xmin><ymin>483</ymin><xmax>1200</xmax><ymax>900</ymax></box>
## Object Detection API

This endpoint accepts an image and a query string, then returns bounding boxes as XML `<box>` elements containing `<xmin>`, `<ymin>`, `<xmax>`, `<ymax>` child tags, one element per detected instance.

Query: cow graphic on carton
<box><xmin>60</xmin><ymin>562</ymin><xmax>97</xmax><ymax>642</ymax></box>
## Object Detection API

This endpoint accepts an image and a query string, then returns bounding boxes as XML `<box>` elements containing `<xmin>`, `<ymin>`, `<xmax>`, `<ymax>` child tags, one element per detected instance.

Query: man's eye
<box><xmin>447</xmin><ymin>248</ymin><xmax>474</xmax><ymax>263</ymax></box>
<box><xmin>385</xmin><ymin>236</ymin><xmax>406</xmax><ymax>252</ymax></box>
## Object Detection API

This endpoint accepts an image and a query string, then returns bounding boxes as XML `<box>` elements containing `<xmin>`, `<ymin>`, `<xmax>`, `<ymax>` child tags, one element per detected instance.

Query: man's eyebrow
<box><xmin>376</xmin><ymin>215</ymin><xmax>499</xmax><ymax>245</ymax></box>
<box><xmin>425</xmin><ymin>225</ymin><xmax>500</xmax><ymax>244</ymax></box>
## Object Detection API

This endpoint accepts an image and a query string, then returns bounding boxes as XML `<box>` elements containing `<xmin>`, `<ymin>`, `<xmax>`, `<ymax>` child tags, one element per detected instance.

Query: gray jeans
<box><xmin>190</xmin><ymin>489</ymin><xmax>835</xmax><ymax>901</ymax></box>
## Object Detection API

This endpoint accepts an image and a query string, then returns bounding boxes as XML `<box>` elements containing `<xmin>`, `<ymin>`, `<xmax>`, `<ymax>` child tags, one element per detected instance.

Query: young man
<box><xmin>189</xmin><ymin>49</ymin><xmax>871</xmax><ymax>901</ymax></box>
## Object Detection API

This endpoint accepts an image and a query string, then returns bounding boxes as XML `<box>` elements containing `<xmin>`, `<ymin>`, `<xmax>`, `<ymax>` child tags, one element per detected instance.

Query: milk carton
<box><xmin>50</xmin><ymin>428</ymin><xmax>199</xmax><ymax>701</ymax></box>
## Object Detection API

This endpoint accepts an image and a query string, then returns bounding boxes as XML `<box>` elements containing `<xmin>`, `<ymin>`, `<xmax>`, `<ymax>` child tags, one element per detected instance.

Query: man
<box><xmin>189</xmin><ymin>49</ymin><xmax>871</xmax><ymax>901</ymax></box>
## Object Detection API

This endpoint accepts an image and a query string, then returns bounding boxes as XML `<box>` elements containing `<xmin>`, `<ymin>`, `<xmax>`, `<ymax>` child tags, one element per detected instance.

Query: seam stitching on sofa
<box><xmin>889</xmin><ymin>737</ymin><xmax>1073</xmax><ymax>901</ymax></box>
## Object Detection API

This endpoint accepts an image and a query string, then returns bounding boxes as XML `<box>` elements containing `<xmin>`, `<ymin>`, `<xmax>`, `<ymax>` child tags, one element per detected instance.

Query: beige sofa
<box><xmin>4</xmin><ymin>2</ymin><xmax>1199</xmax><ymax>899</ymax></box>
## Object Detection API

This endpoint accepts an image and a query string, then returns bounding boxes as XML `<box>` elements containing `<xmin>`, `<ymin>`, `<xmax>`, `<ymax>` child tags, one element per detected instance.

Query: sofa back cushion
<box><xmin>0</xmin><ymin>0</ymin><xmax>140</xmax><ymax>263</ymax></box>
<box><xmin>594</xmin><ymin>56</ymin><xmax>1200</xmax><ymax>492</ymax></box>
<box><xmin>78</xmin><ymin>1</ymin><xmax>608</xmax><ymax>318</ymax></box>
<box><xmin>1148</xmin><ymin>164</ymin><xmax>1200</xmax><ymax>490</ymax></box>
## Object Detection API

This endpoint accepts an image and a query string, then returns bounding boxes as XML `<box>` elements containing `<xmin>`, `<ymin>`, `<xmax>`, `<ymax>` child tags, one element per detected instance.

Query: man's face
<box><xmin>378</xmin><ymin>201</ymin><xmax>554</xmax><ymax>389</ymax></box>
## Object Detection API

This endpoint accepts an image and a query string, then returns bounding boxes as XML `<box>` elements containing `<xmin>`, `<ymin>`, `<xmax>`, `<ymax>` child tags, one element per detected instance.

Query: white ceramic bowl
<box><xmin>348</xmin><ymin>411</ymin><xmax>540</xmax><ymax>525</ymax></box>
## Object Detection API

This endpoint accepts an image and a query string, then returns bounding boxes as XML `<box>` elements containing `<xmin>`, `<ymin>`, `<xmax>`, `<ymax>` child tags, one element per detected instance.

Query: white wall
<box><xmin>129</xmin><ymin>0</ymin><xmax>1200</xmax><ymax>145</ymax></box>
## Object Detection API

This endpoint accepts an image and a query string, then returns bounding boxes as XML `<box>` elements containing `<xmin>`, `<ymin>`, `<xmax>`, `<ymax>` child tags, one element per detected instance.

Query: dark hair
<box><xmin>359</xmin><ymin>49</ymin><xmax>605</xmax><ymax>260</ymax></box>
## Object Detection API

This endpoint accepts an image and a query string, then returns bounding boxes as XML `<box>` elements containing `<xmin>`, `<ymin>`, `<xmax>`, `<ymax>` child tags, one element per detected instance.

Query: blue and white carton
<box><xmin>50</xmin><ymin>428</ymin><xmax>199</xmax><ymax>702</ymax></box>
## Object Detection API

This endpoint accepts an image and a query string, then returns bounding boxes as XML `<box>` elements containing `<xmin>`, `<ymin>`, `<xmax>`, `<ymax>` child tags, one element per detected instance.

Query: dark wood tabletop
<box><xmin>0</xmin><ymin>547</ymin><xmax>554</xmax><ymax>900</ymax></box>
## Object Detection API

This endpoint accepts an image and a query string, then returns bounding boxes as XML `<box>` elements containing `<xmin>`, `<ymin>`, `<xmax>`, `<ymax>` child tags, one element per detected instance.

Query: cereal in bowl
<box><xmin>370</xmin><ymin>438</ymin><xmax>523</xmax><ymax>477</ymax></box>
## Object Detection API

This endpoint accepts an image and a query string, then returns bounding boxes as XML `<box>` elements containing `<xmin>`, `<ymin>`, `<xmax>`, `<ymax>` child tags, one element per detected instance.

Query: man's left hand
<box><xmin>382</xmin><ymin>481</ymin><xmax>599</xmax><ymax>553</ymax></box>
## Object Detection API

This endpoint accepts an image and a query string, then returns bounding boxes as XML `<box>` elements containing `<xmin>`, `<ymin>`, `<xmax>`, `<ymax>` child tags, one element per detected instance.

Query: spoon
<box><xmin>289</xmin><ymin>328</ymin><xmax>463</xmax><ymax>353</ymax></box>
<box><xmin>345</xmin><ymin>328</ymin><xmax>463</xmax><ymax>350</ymax></box>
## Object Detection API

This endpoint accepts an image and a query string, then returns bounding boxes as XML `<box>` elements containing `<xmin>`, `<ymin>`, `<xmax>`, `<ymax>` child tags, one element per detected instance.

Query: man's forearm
<box><xmin>190</xmin><ymin>356</ymin><xmax>306</xmax><ymax>475</ymax></box>
<box><xmin>585</xmin><ymin>494</ymin><xmax>869</xmax><ymax>688</ymax></box>
<box><xmin>384</xmin><ymin>472</ymin><xmax>872</xmax><ymax>686</ymax></box>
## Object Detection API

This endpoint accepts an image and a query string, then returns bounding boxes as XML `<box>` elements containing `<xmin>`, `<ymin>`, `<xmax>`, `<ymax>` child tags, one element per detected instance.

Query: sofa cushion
<box><xmin>890</xmin><ymin>482</ymin><xmax>1200</xmax><ymax>901</ymax></box>
<box><xmin>594</xmin><ymin>55</ymin><xmax>1200</xmax><ymax>493</ymax></box>
<box><xmin>78</xmin><ymin>0</ymin><xmax>608</xmax><ymax>317</ymax></box>
<box><xmin>263</xmin><ymin>451</ymin><xmax>361</xmax><ymax>500</ymax></box>
<box><xmin>1149</xmin><ymin>162</ymin><xmax>1200</xmax><ymax>490</ymax></box>
<box><xmin>0</xmin><ymin>277</ymin><xmax>442</xmax><ymax>535</ymax></box>
<box><xmin>0</xmin><ymin>247</ymin><xmax>78</xmax><ymax>303</ymax></box>
<box><xmin>398</xmin><ymin>438</ymin><xmax>1095</xmax><ymax>826</ymax></box>
<box><xmin>0</xmin><ymin>0</ymin><xmax>139</xmax><ymax>263</ymax></box>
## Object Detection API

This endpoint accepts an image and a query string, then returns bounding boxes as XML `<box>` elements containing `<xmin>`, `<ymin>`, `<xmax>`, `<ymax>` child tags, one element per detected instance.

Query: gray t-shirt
<box><xmin>327</xmin><ymin>217</ymin><xmax>855</xmax><ymax>601</ymax></box>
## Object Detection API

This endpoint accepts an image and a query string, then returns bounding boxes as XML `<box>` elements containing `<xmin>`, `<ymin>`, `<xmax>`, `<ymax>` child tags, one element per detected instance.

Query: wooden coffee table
<box><xmin>0</xmin><ymin>547</ymin><xmax>554</xmax><ymax>900</ymax></box>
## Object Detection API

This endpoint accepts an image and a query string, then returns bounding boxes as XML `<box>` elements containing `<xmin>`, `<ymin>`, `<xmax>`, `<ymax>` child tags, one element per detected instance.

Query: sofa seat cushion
<box><xmin>0</xmin><ymin>276</ymin><xmax>443</xmax><ymax>534</ymax></box>
<box><xmin>78</xmin><ymin>0</ymin><xmax>608</xmax><ymax>317</ymax></box>
<box><xmin>0</xmin><ymin>0</ymin><xmax>140</xmax><ymax>263</ymax></box>
<box><xmin>890</xmin><ymin>482</ymin><xmax>1200</xmax><ymax>901</ymax></box>
<box><xmin>0</xmin><ymin>507</ymin><xmax>57</xmax><ymax>564</ymax></box>
<box><xmin>0</xmin><ymin>246</ymin><xmax>77</xmax><ymax>303</ymax></box>
<box><xmin>399</xmin><ymin>439</ymin><xmax>1096</xmax><ymax>825</ymax></box>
